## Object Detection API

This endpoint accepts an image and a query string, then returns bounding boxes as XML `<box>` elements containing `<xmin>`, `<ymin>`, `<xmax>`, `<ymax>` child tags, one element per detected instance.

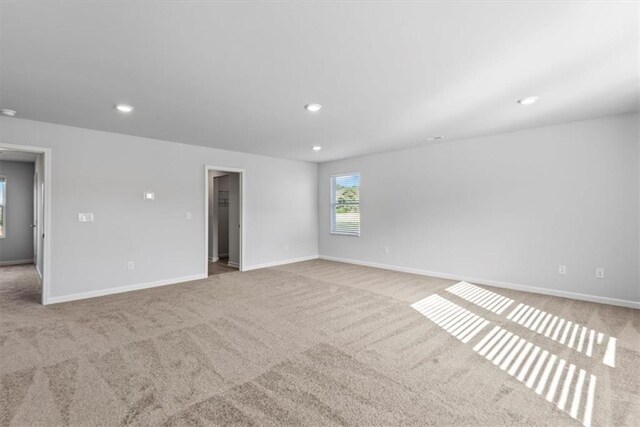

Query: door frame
<box><xmin>204</xmin><ymin>165</ymin><xmax>245</xmax><ymax>274</ymax></box>
<box><xmin>0</xmin><ymin>143</ymin><xmax>52</xmax><ymax>305</ymax></box>
<box><xmin>33</xmin><ymin>170</ymin><xmax>38</xmax><ymax>268</ymax></box>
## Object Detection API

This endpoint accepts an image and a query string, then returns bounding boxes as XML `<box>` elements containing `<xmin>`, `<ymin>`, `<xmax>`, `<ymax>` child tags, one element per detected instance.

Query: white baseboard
<box><xmin>319</xmin><ymin>255</ymin><xmax>640</xmax><ymax>309</ymax></box>
<box><xmin>46</xmin><ymin>255</ymin><xmax>317</xmax><ymax>304</ymax></box>
<box><xmin>227</xmin><ymin>261</ymin><xmax>239</xmax><ymax>268</ymax></box>
<box><xmin>244</xmin><ymin>255</ymin><xmax>319</xmax><ymax>271</ymax></box>
<box><xmin>0</xmin><ymin>259</ymin><xmax>34</xmax><ymax>266</ymax></box>
<box><xmin>209</xmin><ymin>256</ymin><xmax>219</xmax><ymax>262</ymax></box>
<box><xmin>46</xmin><ymin>273</ymin><xmax>207</xmax><ymax>305</ymax></box>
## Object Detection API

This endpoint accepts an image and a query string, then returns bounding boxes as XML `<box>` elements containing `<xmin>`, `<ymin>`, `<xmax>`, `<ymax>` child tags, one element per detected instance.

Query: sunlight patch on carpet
<box><xmin>410</xmin><ymin>294</ymin><xmax>489</xmax><ymax>343</ymax></box>
<box><xmin>445</xmin><ymin>282</ymin><xmax>514</xmax><ymax>314</ymax></box>
<box><xmin>411</xmin><ymin>294</ymin><xmax>599</xmax><ymax>427</ymax></box>
<box><xmin>507</xmin><ymin>303</ymin><xmax>617</xmax><ymax>367</ymax></box>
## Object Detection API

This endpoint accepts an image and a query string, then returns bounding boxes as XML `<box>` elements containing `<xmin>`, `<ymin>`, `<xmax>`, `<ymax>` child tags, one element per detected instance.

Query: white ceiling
<box><xmin>1</xmin><ymin>1</ymin><xmax>638</xmax><ymax>163</ymax></box>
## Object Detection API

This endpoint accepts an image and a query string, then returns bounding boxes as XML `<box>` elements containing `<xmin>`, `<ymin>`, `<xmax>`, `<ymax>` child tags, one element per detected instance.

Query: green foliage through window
<box><xmin>331</xmin><ymin>174</ymin><xmax>360</xmax><ymax>235</ymax></box>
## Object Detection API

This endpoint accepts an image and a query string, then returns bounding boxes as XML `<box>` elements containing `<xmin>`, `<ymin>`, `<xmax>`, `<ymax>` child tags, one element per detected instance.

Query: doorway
<box><xmin>204</xmin><ymin>166</ymin><xmax>244</xmax><ymax>276</ymax></box>
<box><xmin>0</xmin><ymin>144</ymin><xmax>51</xmax><ymax>305</ymax></box>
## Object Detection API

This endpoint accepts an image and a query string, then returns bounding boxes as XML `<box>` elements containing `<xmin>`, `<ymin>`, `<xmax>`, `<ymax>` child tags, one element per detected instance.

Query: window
<box><xmin>331</xmin><ymin>173</ymin><xmax>360</xmax><ymax>236</ymax></box>
<box><xmin>0</xmin><ymin>176</ymin><xmax>5</xmax><ymax>238</ymax></box>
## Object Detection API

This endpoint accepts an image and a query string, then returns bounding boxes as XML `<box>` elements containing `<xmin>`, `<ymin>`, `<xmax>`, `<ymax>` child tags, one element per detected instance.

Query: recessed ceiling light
<box><xmin>312</xmin><ymin>146</ymin><xmax>322</xmax><ymax>151</ymax></box>
<box><xmin>305</xmin><ymin>103</ymin><xmax>322</xmax><ymax>112</ymax></box>
<box><xmin>0</xmin><ymin>109</ymin><xmax>17</xmax><ymax>117</ymax></box>
<box><xmin>115</xmin><ymin>104</ymin><xmax>134</xmax><ymax>113</ymax></box>
<box><xmin>427</xmin><ymin>136</ymin><xmax>444</xmax><ymax>141</ymax></box>
<box><xmin>517</xmin><ymin>96</ymin><xmax>539</xmax><ymax>105</ymax></box>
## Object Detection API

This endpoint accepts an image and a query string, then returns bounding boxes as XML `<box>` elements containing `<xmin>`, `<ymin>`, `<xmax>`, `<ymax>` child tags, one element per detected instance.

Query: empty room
<box><xmin>0</xmin><ymin>1</ymin><xmax>638</xmax><ymax>426</ymax></box>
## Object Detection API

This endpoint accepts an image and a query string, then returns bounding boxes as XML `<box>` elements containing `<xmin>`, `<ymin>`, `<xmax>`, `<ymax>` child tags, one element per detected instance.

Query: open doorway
<box><xmin>205</xmin><ymin>166</ymin><xmax>243</xmax><ymax>276</ymax></box>
<box><xmin>0</xmin><ymin>145</ymin><xmax>51</xmax><ymax>304</ymax></box>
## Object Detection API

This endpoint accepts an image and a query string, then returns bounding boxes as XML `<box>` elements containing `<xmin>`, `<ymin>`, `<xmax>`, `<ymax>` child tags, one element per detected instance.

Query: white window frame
<box><xmin>0</xmin><ymin>175</ymin><xmax>6</xmax><ymax>238</ymax></box>
<box><xmin>330</xmin><ymin>172</ymin><xmax>360</xmax><ymax>237</ymax></box>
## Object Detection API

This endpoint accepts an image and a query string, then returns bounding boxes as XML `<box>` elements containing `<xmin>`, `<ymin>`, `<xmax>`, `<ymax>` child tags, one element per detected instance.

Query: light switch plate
<box><xmin>143</xmin><ymin>192</ymin><xmax>155</xmax><ymax>200</ymax></box>
<box><xmin>186</xmin><ymin>211</ymin><xmax>192</xmax><ymax>220</ymax></box>
<box><xmin>78</xmin><ymin>213</ymin><xmax>94</xmax><ymax>222</ymax></box>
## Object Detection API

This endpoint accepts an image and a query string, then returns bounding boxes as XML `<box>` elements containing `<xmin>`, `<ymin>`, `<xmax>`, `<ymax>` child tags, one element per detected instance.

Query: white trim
<box><xmin>204</xmin><ymin>165</ymin><xmax>245</xmax><ymax>275</ymax></box>
<box><xmin>0</xmin><ymin>143</ymin><xmax>52</xmax><ymax>305</ymax></box>
<box><xmin>0</xmin><ymin>174</ymin><xmax>6</xmax><ymax>239</ymax></box>
<box><xmin>208</xmin><ymin>256</ymin><xmax>219</xmax><ymax>262</ymax></box>
<box><xmin>36</xmin><ymin>265</ymin><xmax>43</xmax><ymax>281</ymax></box>
<box><xmin>47</xmin><ymin>273</ymin><xmax>206</xmax><ymax>304</ymax></box>
<box><xmin>318</xmin><ymin>255</ymin><xmax>640</xmax><ymax>309</ymax></box>
<box><xmin>243</xmin><ymin>255</ymin><xmax>318</xmax><ymax>271</ymax></box>
<box><xmin>227</xmin><ymin>260</ymin><xmax>239</xmax><ymax>268</ymax></box>
<box><xmin>0</xmin><ymin>259</ymin><xmax>34</xmax><ymax>266</ymax></box>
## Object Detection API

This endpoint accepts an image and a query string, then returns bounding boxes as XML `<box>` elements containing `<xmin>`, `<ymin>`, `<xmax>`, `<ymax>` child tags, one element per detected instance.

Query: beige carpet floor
<box><xmin>0</xmin><ymin>260</ymin><xmax>638</xmax><ymax>426</ymax></box>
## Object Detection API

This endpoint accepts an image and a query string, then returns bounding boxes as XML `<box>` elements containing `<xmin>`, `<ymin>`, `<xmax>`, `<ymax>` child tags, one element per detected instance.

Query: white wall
<box><xmin>0</xmin><ymin>160</ymin><xmax>35</xmax><ymax>264</ymax></box>
<box><xmin>319</xmin><ymin>114</ymin><xmax>639</xmax><ymax>306</ymax></box>
<box><xmin>0</xmin><ymin>118</ymin><xmax>318</xmax><ymax>302</ymax></box>
<box><xmin>2</xmin><ymin>114</ymin><xmax>636</xmax><ymax>306</ymax></box>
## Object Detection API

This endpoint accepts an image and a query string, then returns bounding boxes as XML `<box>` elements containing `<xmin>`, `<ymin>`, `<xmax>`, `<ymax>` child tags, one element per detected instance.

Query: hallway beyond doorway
<box><xmin>208</xmin><ymin>257</ymin><xmax>238</xmax><ymax>276</ymax></box>
<box><xmin>205</xmin><ymin>166</ymin><xmax>243</xmax><ymax>277</ymax></box>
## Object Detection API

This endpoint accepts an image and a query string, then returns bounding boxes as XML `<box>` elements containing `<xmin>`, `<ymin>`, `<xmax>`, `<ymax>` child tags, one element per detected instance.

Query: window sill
<box><xmin>330</xmin><ymin>232</ymin><xmax>360</xmax><ymax>237</ymax></box>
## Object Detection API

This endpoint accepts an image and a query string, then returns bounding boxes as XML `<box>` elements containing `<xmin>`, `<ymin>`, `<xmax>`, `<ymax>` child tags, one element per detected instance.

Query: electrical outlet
<box><xmin>596</xmin><ymin>268</ymin><xmax>605</xmax><ymax>279</ymax></box>
<box><xmin>186</xmin><ymin>211</ymin><xmax>192</xmax><ymax>220</ymax></box>
<box><xmin>127</xmin><ymin>261</ymin><xmax>135</xmax><ymax>270</ymax></box>
<box><xmin>558</xmin><ymin>265</ymin><xmax>566</xmax><ymax>275</ymax></box>
<box><xmin>78</xmin><ymin>213</ymin><xmax>94</xmax><ymax>222</ymax></box>
<box><xmin>383</xmin><ymin>246</ymin><xmax>390</xmax><ymax>254</ymax></box>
